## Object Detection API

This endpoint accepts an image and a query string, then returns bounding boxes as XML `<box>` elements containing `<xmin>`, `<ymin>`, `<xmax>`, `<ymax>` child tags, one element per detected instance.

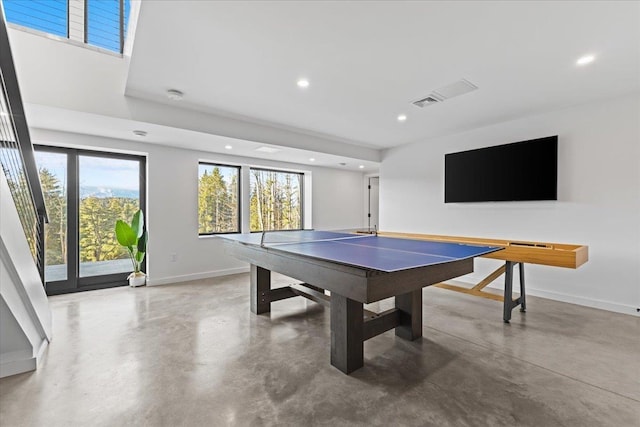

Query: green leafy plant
<box><xmin>115</xmin><ymin>209</ymin><xmax>147</xmax><ymax>275</ymax></box>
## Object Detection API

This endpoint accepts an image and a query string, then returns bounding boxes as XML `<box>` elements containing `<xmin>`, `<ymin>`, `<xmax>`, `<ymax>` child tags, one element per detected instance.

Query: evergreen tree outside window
<box><xmin>198</xmin><ymin>163</ymin><xmax>240</xmax><ymax>234</ymax></box>
<box><xmin>33</xmin><ymin>145</ymin><xmax>146</xmax><ymax>293</ymax></box>
<box><xmin>250</xmin><ymin>168</ymin><xmax>303</xmax><ymax>232</ymax></box>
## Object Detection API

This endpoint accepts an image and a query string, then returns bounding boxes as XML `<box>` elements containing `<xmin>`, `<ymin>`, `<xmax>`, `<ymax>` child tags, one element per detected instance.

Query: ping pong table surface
<box><xmin>222</xmin><ymin>230</ymin><xmax>500</xmax><ymax>272</ymax></box>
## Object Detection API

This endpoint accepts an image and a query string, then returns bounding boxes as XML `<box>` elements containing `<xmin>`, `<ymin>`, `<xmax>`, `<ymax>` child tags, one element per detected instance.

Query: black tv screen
<box><xmin>445</xmin><ymin>136</ymin><xmax>557</xmax><ymax>203</ymax></box>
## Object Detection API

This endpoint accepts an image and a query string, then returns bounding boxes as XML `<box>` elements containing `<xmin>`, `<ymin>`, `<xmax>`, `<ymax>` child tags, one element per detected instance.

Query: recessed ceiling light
<box><xmin>397</xmin><ymin>114</ymin><xmax>407</xmax><ymax>122</ymax></box>
<box><xmin>576</xmin><ymin>55</ymin><xmax>595</xmax><ymax>66</ymax></box>
<box><xmin>359</xmin><ymin>165</ymin><xmax>364</xmax><ymax>169</ymax></box>
<box><xmin>167</xmin><ymin>89</ymin><xmax>184</xmax><ymax>100</ymax></box>
<box><xmin>297</xmin><ymin>79</ymin><xmax>310</xmax><ymax>88</ymax></box>
<box><xmin>309</xmin><ymin>158</ymin><xmax>315</xmax><ymax>162</ymax></box>
<box><xmin>224</xmin><ymin>145</ymin><xmax>232</xmax><ymax>150</ymax></box>
<box><xmin>133</xmin><ymin>130</ymin><xmax>147</xmax><ymax>137</ymax></box>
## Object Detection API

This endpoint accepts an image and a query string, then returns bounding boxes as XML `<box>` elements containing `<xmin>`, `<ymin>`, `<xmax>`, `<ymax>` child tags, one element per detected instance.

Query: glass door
<box><xmin>35</xmin><ymin>146</ymin><xmax>146</xmax><ymax>295</ymax></box>
<box><xmin>34</xmin><ymin>150</ymin><xmax>68</xmax><ymax>283</ymax></box>
<box><xmin>78</xmin><ymin>155</ymin><xmax>141</xmax><ymax>278</ymax></box>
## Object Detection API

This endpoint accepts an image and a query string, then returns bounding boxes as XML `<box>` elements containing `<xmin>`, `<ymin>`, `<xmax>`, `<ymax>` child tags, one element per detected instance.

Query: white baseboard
<box><xmin>525</xmin><ymin>287</ymin><xmax>639</xmax><ymax>316</ymax></box>
<box><xmin>0</xmin><ymin>339</ymin><xmax>49</xmax><ymax>378</ymax></box>
<box><xmin>0</xmin><ymin>357</ymin><xmax>36</xmax><ymax>378</ymax></box>
<box><xmin>453</xmin><ymin>278</ymin><xmax>639</xmax><ymax>316</ymax></box>
<box><xmin>146</xmin><ymin>267</ymin><xmax>250</xmax><ymax>286</ymax></box>
<box><xmin>0</xmin><ymin>338</ymin><xmax>49</xmax><ymax>378</ymax></box>
<box><xmin>148</xmin><ymin>269</ymin><xmax>638</xmax><ymax>316</ymax></box>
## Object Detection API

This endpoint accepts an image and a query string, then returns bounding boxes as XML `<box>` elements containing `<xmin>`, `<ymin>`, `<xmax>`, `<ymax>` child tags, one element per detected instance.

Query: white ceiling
<box><xmin>126</xmin><ymin>1</ymin><xmax>640</xmax><ymax>149</ymax></box>
<box><xmin>26</xmin><ymin>104</ymin><xmax>381</xmax><ymax>172</ymax></box>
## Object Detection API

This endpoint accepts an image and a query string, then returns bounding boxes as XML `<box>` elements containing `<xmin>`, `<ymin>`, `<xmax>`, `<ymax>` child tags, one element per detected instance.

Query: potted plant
<box><xmin>115</xmin><ymin>209</ymin><xmax>148</xmax><ymax>287</ymax></box>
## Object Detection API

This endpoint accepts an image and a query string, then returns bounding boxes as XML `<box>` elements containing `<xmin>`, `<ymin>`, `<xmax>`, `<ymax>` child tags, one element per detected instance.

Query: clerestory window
<box><xmin>3</xmin><ymin>0</ymin><xmax>131</xmax><ymax>54</ymax></box>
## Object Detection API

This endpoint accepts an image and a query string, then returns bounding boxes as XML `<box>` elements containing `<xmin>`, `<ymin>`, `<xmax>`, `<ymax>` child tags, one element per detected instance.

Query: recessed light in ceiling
<box><xmin>297</xmin><ymin>79</ymin><xmax>310</xmax><ymax>88</ymax></box>
<box><xmin>167</xmin><ymin>89</ymin><xmax>184</xmax><ymax>100</ymax></box>
<box><xmin>576</xmin><ymin>55</ymin><xmax>595</xmax><ymax>66</ymax></box>
<box><xmin>255</xmin><ymin>146</ymin><xmax>281</xmax><ymax>154</ymax></box>
<box><xmin>309</xmin><ymin>158</ymin><xmax>315</xmax><ymax>162</ymax></box>
<box><xmin>224</xmin><ymin>145</ymin><xmax>232</xmax><ymax>150</ymax></box>
<box><xmin>359</xmin><ymin>165</ymin><xmax>364</xmax><ymax>169</ymax></box>
<box><xmin>397</xmin><ymin>114</ymin><xmax>407</xmax><ymax>122</ymax></box>
<box><xmin>133</xmin><ymin>130</ymin><xmax>147</xmax><ymax>137</ymax></box>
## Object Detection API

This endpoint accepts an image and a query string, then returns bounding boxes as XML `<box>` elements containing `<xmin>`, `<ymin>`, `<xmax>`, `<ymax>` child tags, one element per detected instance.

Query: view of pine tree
<box><xmin>79</xmin><ymin>196</ymin><xmax>138</xmax><ymax>262</ymax></box>
<box><xmin>39</xmin><ymin>167</ymin><xmax>67</xmax><ymax>266</ymax></box>
<box><xmin>250</xmin><ymin>169</ymin><xmax>301</xmax><ymax>232</ymax></box>
<box><xmin>38</xmin><ymin>167</ymin><xmax>140</xmax><ymax>266</ymax></box>
<box><xmin>198</xmin><ymin>164</ymin><xmax>239</xmax><ymax>233</ymax></box>
<box><xmin>2</xmin><ymin>158</ymin><xmax>38</xmax><ymax>261</ymax></box>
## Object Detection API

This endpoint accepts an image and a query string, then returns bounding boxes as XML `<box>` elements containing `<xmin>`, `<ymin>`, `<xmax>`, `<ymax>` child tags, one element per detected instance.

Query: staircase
<box><xmin>0</xmin><ymin>6</ymin><xmax>52</xmax><ymax>378</ymax></box>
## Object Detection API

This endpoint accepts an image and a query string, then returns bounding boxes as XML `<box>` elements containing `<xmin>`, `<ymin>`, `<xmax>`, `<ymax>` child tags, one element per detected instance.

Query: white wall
<box><xmin>380</xmin><ymin>94</ymin><xmax>640</xmax><ymax>315</ymax></box>
<box><xmin>30</xmin><ymin>129</ymin><xmax>366</xmax><ymax>286</ymax></box>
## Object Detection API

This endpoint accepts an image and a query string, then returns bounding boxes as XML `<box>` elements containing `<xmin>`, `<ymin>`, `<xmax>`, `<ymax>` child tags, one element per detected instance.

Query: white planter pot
<box><xmin>128</xmin><ymin>273</ymin><xmax>146</xmax><ymax>287</ymax></box>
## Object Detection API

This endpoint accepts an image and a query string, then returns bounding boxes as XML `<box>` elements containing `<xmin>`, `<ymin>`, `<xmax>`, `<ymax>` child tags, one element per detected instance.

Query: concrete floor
<box><xmin>1</xmin><ymin>273</ymin><xmax>638</xmax><ymax>426</ymax></box>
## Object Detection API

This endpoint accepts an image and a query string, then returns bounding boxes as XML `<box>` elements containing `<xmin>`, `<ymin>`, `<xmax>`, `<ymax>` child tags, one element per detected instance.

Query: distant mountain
<box><xmin>80</xmin><ymin>186</ymin><xmax>138</xmax><ymax>199</ymax></box>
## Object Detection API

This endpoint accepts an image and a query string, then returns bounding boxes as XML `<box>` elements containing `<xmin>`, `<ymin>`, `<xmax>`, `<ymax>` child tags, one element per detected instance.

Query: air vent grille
<box><xmin>412</xmin><ymin>96</ymin><xmax>442</xmax><ymax>108</ymax></box>
<box><xmin>433</xmin><ymin>79</ymin><xmax>478</xmax><ymax>100</ymax></box>
<box><xmin>412</xmin><ymin>79</ymin><xmax>478</xmax><ymax>108</ymax></box>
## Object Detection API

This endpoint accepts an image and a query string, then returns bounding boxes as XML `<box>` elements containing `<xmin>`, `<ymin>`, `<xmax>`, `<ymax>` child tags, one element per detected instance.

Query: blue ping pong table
<box><xmin>220</xmin><ymin>230</ymin><xmax>501</xmax><ymax>374</ymax></box>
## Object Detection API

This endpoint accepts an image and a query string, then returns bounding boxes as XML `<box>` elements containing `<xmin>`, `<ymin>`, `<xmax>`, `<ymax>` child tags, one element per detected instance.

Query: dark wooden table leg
<box><xmin>330</xmin><ymin>293</ymin><xmax>364</xmax><ymax>374</ymax></box>
<box><xmin>395</xmin><ymin>289</ymin><xmax>423</xmax><ymax>341</ymax></box>
<box><xmin>503</xmin><ymin>261</ymin><xmax>514</xmax><ymax>322</ymax></box>
<box><xmin>251</xmin><ymin>264</ymin><xmax>271</xmax><ymax>314</ymax></box>
<box><xmin>519</xmin><ymin>262</ymin><xmax>526</xmax><ymax>312</ymax></box>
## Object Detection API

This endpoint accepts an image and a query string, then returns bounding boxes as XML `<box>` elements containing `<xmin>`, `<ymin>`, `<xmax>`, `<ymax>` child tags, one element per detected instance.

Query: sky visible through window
<box><xmin>3</xmin><ymin>0</ymin><xmax>67</xmax><ymax>37</ymax></box>
<box><xmin>35</xmin><ymin>151</ymin><xmax>140</xmax><ymax>198</ymax></box>
<box><xmin>79</xmin><ymin>156</ymin><xmax>139</xmax><ymax>198</ymax></box>
<box><xmin>198</xmin><ymin>163</ymin><xmax>238</xmax><ymax>182</ymax></box>
<box><xmin>3</xmin><ymin>0</ymin><xmax>130</xmax><ymax>53</ymax></box>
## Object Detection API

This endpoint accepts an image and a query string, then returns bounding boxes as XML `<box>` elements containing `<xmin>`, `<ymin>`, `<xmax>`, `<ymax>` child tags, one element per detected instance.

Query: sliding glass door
<box><xmin>34</xmin><ymin>146</ymin><xmax>146</xmax><ymax>295</ymax></box>
<box><xmin>33</xmin><ymin>150</ymin><xmax>68</xmax><ymax>283</ymax></box>
<box><xmin>78</xmin><ymin>155</ymin><xmax>141</xmax><ymax>278</ymax></box>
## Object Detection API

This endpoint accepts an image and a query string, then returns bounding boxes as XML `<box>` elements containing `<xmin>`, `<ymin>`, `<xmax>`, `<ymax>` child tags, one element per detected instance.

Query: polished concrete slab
<box><xmin>1</xmin><ymin>273</ymin><xmax>638</xmax><ymax>426</ymax></box>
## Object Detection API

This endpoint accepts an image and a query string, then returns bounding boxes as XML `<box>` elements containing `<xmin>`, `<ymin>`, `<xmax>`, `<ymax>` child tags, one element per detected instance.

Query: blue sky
<box><xmin>35</xmin><ymin>151</ymin><xmax>140</xmax><ymax>191</ymax></box>
<box><xmin>3</xmin><ymin>0</ymin><xmax>130</xmax><ymax>52</ymax></box>
<box><xmin>199</xmin><ymin>164</ymin><xmax>238</xmax><ymax>184</ymax></box>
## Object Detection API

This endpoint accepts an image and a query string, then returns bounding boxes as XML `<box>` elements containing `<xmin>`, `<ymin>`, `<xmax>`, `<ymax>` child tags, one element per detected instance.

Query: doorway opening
<box><xmin>367</xmin><ymin>176</ymin><xmax>379</xmax><ymax>233</ymax></box>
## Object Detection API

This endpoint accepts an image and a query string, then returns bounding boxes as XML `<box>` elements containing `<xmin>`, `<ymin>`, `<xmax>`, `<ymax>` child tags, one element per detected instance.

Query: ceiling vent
<box><xmin>412</xmin><ymin>95</ymin><xmax>442</xmax><ymax>108</ymax></box>
<box><xmin>412</xmin><ymin>79</ymin><xmax>478</xmax><ymax>108</ymax></box>
<box><xmin>433</xmin><ymin>79</ymin><xmax>478</xmax><ymax>100</ymax></box>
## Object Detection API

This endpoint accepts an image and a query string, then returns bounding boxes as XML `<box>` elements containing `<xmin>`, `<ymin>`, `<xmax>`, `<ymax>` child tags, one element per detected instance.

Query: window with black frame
<box><xmin>249</xmin><ymin>168</ymin><xmax>303</xmax><ymax>232</ymax></box>
<box><xmin>198</xmin><ymin>163</ymin><xmax>240</xmax><ymax>234</ymax></box>
<box><xmin>34</xmin><ymin>145</ymin><xmax>146</xmax><ymax>294</ymax></box>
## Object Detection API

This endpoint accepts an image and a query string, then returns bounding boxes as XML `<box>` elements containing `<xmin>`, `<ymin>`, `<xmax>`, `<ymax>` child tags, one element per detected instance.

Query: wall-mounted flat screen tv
<box><xmin>445</xmin><ymin>136</ymin><xmax>558</xmax><ymax>203</ymax></box>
